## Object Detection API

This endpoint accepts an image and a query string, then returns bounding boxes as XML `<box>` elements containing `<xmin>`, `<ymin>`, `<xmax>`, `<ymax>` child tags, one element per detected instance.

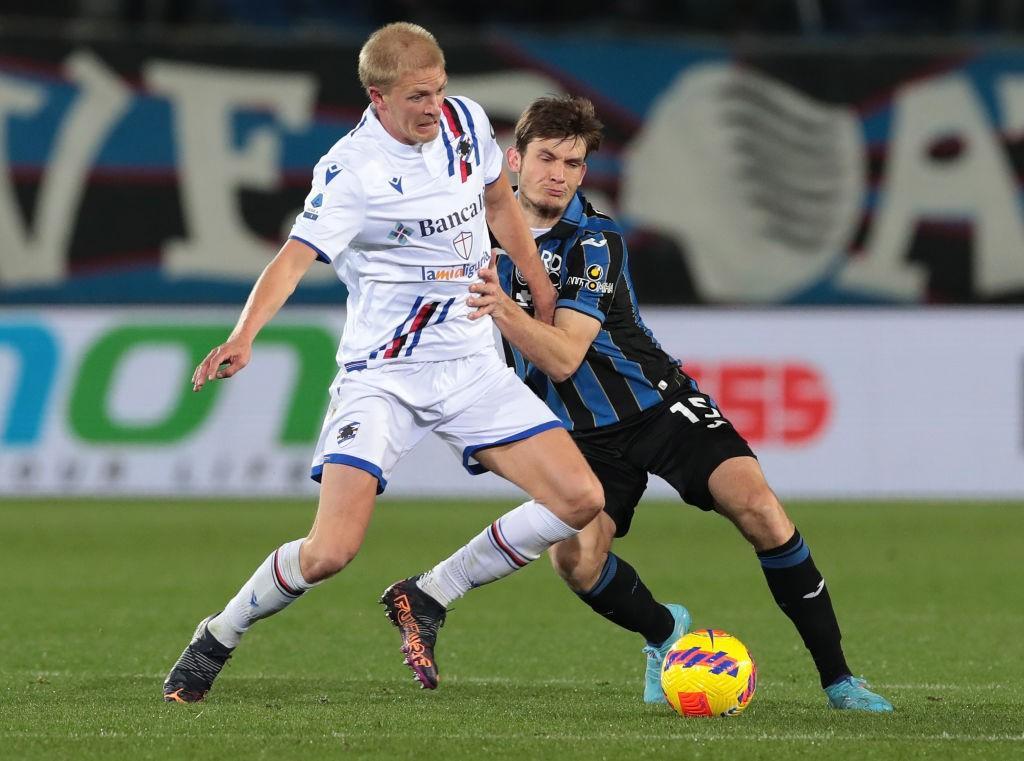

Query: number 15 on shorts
<box><xmin>671</xmin><ymin>396</ymin><xmax>728</xmax><ymax>429</ymax></box>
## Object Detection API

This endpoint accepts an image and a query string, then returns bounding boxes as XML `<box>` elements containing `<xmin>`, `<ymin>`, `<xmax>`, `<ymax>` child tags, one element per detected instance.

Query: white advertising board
<box><xmin>1</xmin><ymin>308</ymin><xmax>1022</xmax><ymax>499</ymax></box>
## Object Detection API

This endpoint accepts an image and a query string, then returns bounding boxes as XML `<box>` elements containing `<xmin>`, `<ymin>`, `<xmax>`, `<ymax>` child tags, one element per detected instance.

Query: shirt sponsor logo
<box><xmin>388</xmin><ymin>222</ymin><xmax>414</xmax><ymax>246</ymax></box>
<box><xmin>418</xmin><ymin>192</ymin><xmax>484</xmax><ymax>237</ymax></box>
<box><xmin>586</xmin><ymin>264</ymin><xmax>604</xmax><ymax>280</ymax></box>
<box><xmin>421</xmin><ymin>252</ymin><xmax>489</xmax><ymax>281</ymax></box>
<box><xmin>567</xmin><ymin>276</ymin><xmax>613</xmax><ymax>294</ymax></box>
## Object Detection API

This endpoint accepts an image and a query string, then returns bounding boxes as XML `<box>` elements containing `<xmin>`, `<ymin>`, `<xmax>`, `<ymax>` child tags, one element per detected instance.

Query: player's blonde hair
<box><xmin>358</xmin><ymin>22</ymin><xmax>445</xmax><ymax>95</ymax></box>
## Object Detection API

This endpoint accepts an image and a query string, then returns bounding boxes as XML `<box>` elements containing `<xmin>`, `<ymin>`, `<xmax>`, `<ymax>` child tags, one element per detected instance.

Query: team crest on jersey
<box><xmin>388</xmin><ymin>222</ymin><xmax>413</xmax><ymax>246</ymax></box>
<box><xmin>453</xmin><ymin>231</ymin><xmax>473</xmax><ymax>260</ymax></box>
<box><xmin>457</xmin><ymin>137</ymin><xmax>473</xmax><ymax>159</ymax></box>
<box><xmin>336</xmin><ymin>421</ymin><xmax>360</xmax><ymax>446</ymax></box>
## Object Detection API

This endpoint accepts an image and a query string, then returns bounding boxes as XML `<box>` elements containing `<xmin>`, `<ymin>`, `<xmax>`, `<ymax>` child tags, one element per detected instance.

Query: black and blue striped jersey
<box><xmin>496</xmin><ymin>190</ymin><xmax>684</xmax><ymax>432</ymax></box>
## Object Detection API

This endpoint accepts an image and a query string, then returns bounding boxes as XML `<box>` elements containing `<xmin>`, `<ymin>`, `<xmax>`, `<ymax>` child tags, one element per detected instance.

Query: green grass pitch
<box><xmin>2</xmin><ymin>498</ymin><xmax>1022</xmax><ymax>759</ymax></box>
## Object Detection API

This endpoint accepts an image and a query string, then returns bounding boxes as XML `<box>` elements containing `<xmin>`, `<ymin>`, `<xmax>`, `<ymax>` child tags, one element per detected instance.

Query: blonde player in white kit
<box><xmin>163</xmin><ymin>23</ymin><xmax>603</xmax><ymax>702</ymax></box>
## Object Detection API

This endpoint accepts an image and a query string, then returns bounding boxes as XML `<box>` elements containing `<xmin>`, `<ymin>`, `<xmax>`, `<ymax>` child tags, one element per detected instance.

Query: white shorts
<box><xmin>310</xmin><ymin>350</ymin><xmax>562</xmax><ymax>493</ymax></box>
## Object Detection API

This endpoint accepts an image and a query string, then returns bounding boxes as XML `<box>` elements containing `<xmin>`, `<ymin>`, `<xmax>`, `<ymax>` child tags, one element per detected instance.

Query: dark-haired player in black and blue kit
<box><xmin>465</xmin><ymin>95</ymin><xmax>892</xmax><ymax>712</ymax></box>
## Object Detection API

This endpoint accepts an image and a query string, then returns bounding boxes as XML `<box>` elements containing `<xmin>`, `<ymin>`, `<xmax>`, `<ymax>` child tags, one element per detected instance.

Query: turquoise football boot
<box><xmin>642</xmin><ymin>603</ymin><xmax>691</xmax><ymax>703</ymax></box>
<box><xmin>824</xmin><ymin>676</ymin><xmax>894</xmax><ymax>712</ymax></box>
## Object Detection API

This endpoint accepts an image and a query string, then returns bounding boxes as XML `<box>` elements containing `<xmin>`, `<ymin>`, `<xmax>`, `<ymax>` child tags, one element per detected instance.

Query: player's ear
<box><xmin>506</xmin><ymin>146</ymin><xmax>521</xmax><ymax>173</ymax></box>
<box><xmin>579</xmin><ymin>162</ymin><xmax>588</xmax><ymax>185</ymax></box>
<box><xmin>368</xmin><ymin>85</ymin><xmax>386</xmax><ymax>109</ymax></box>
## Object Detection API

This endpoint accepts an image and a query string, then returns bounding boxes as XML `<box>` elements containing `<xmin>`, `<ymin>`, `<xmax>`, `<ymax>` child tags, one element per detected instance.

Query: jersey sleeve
<box><xmin>451</xmin><ymin>96</ymin><xmax>503</xmax><ymax>185</ymax></box>
<box><xmin>557</xmin><ymin>231</ymin><xmax>625</xmax><ymax>323</ymax></box>
<box><xmin>288</xmin><ymin>159</ymin><xmax>366</xmax><ymax>263</ymax></box>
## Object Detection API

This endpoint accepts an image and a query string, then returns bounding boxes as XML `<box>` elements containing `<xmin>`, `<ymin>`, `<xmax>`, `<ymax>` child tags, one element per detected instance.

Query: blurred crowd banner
<box><xmin>4</xmin><ymin>32</ymin><xmax>1024</xmax><ymax>306</ymax></box>
<box><xmin>2</xmin><ymin>307</ymin><xmax>1022</xmax><ymax>498</ymax></box>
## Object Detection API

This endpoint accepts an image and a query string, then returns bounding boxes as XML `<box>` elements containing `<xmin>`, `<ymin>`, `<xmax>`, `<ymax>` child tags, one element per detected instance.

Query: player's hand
<box><xmin>468</xmin><ymin>267</ymin><xmax>517</xmax><ymax>321</ymax></box>
<box><xmin>531</xmin><ymin>279</ymin><xmax>557</xmax><ymax>325</ymax></box>
<box><xmin>192</xmin><ymin>338</ymin><xmax>252</xmax><ymax>391</ymax></box>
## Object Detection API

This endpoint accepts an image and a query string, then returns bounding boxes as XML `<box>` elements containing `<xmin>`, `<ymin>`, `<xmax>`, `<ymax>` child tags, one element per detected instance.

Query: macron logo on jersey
<box><xmin>326</xmin><ymin>165</ymin><xmax>341</xmax><ymax>184</ymax></box>
<box><xmin>388</xmin><ymin>176</ymin><xmax>404</xmax><ymax>194</ymax></box>
<box><xmin>418</xmin><ymin>191</ymin><xmax>484</xmax><ymax>237</ymax></box>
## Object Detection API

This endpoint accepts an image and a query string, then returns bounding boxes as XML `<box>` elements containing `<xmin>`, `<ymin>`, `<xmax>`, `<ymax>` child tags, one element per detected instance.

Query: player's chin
<box><xmin>416</xmin><ymin>123</ymin><xmax>440</xmax><ymax>141</ymax></box>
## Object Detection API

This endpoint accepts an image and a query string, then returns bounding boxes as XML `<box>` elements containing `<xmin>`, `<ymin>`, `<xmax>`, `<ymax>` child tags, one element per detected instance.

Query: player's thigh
<box><xmin>474</xmin><ymin>427</ymin><xmax>603</xmax><ymax>525</ymax></box>
<box><xmin>632</xmin><ymin>390</ymin><xmax>755</xmax><ymax>512</ymax></box>
<box><xmin>708</xmin><ymin>456</ymin><xmax>793</xmax><ymax>551</ymax></box>
<box><xmin>435</xmin><ymin>356</ymin><xmax>602</xmax><ymax>522</ymax></box>
<box><xmin>309</xmin><ymin>374</ymin><xmax>428</xmax><ymax>493</ymax></box>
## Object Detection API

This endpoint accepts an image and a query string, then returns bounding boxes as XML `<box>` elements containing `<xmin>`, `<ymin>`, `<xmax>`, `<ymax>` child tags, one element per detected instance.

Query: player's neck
<box><xmin>517</xmin><ymin>193</ymin><xmax>563</xmax><ymax>230</ymax></box>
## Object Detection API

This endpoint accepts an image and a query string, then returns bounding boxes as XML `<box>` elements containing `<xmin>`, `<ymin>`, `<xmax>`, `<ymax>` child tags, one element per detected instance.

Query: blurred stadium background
<box><xmin>2</xmin><ymin>0</ymin><xmax>1023</xmax><ymax>499</ymax></box>
<box><xmin>3</xmin><ymin>3</ymin><xmax>1023</xmax><ymax>758</ymax></box>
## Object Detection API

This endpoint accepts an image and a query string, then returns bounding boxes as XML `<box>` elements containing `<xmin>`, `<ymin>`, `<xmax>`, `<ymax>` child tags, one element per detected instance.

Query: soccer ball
<box><xmin>660</xmin><ymin>628</ymin><xmax>757</xmax><ymax>717</ymax></box>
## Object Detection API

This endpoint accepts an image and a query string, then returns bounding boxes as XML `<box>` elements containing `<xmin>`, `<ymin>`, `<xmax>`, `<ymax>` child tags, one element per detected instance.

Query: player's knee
<box><xmin>300</xmin><ymin>540</ymin><xmax>359</xmax><ymax>583</ymax></box>
<box><xmin>726</xmin><ymin>487</ymin><xmax>792</xmax><ymax>548</ymax></box>
<box><xmin>557</xmin><ymin>473</ymin><xmax>605</xmax><ymax>529</ymax></box>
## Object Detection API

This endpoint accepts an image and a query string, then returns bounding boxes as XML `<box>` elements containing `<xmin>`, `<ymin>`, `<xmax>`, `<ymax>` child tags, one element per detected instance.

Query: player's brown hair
<box><xmin>358</xmin><ymin>22</ymin><xmax>445</xmax><ymax>94</ymax></box>
<box><xmin>514</xmin><ymin>95</ymin><xmax>604</xmax><ymax>156</ymax></box>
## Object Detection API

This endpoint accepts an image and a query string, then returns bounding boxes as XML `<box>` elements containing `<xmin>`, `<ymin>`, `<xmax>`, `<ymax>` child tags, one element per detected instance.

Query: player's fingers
<box><xmin>468</xmin><ymin>303</ymin><xmax>495</xmax><ymax>320</ymax></box>
<box><xmin>218</xmin><ymin>356</ymin><xmax>247</xmax><ymax>378</ymax></box>
<box><xmin>205</xmin><ymin>348</ymin><xmax>232</xmax><ymax>381</ymax></box>
<box><xmin>478</xmin><ymin>267</ymin><xmax>496</xmax><ymax>282</ymax></box>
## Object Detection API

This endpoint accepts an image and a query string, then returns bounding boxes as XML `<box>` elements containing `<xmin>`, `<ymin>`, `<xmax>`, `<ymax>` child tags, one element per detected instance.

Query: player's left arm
<box><xmin>483</xmin><ymin>174</ymin><xmax>557</xmax><ymax>325</ymax></box>
<box><xmin>469</xmin><ymin>267</ymin><xmax>599</xmax><ymax>382</ymax></box>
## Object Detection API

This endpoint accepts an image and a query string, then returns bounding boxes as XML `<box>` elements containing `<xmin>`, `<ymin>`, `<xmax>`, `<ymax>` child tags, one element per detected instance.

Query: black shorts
<box><xmin>571</xmin><ymin>384</ymin><xmax>755</xmax><ymax>538</ymax></box>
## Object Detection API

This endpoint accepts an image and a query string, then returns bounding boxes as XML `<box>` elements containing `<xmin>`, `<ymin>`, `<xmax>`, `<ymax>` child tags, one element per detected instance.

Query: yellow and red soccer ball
<box><xmin>661</xmin><ymin>629</ymin><xmax>757</xmax><ymax>717</ymax></box>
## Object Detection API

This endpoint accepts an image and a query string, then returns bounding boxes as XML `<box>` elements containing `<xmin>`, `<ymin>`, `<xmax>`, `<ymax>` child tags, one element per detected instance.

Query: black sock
<box><xmin>758</xmin><ymin>529</ymin><xmax>851</xmax><ymax>688</ymax></box>
<box><xmin>576</xmin><ymin>553</ymin><xmax>674</xmax><ymax>645</ymax></box>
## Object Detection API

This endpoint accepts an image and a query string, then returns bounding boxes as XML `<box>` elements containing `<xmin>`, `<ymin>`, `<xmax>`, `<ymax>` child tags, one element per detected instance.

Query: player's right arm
<box><xmin>193</xmin><ymin>157</ymin><xmax>365</xmax><ymax>391</ymax></box>
<box><xmin>192</xmin><ymin>240</ymin><xmax>318</xmax><ymax>391</ymax></box>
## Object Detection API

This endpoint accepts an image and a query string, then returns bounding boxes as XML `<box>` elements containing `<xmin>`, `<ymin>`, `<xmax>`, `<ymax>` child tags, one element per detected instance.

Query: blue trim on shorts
<box><xmin>310</xmin><ymin>454</ymin><xmax>387</xmax><ymax>494</ymax></box>
<box><xmin>289</xmin><ymin>235</ymin><xmax>330</xmax><ymax>263</ymax></box>
<box><xmin>461</xmin><ymin>420</ymin><xmax>565</xmax><ymax>475</ymax></box>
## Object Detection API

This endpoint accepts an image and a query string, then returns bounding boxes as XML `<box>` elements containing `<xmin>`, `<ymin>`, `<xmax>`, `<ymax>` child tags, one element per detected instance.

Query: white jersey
<box><xmin>289</xmin><ymin>98</ymin><xmax>503</xmax><ymax>371</ymax></box>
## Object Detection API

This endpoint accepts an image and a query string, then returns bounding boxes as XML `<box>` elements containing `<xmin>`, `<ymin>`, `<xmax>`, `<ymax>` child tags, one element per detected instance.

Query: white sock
<box><xmin>417</xmin><ymin>500</ymin><xmax>579</xmax><ymax>607</ymax></box>
<box><xmin>207</xmin><ymin>539</ymin><xmax>317</xmax><ymax>648</ymax></box>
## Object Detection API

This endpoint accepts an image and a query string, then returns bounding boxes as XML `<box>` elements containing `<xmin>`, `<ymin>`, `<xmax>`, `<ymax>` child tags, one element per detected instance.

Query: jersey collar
<box><xmin>364</xmin><ymin>105</ymin><xmax>448</xmax><ymax>177</ymax></box>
